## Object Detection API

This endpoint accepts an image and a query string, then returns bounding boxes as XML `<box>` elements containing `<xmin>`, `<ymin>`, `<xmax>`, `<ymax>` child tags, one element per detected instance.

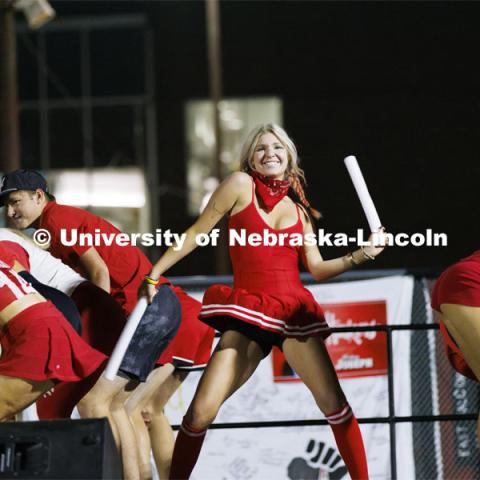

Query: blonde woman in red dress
<box><xmin>141</xmin><ymin>124</ymin><xmax>387</xmax><ymax>479</ymax></box>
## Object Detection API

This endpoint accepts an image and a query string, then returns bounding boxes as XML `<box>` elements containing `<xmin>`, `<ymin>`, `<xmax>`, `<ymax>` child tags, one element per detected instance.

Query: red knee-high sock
<box><xmin>326</xmin><ymin>404</ymin><xmax>369</xmax><ymax>480</ymax></box>
<box><xmin>169</xmin><ymin>419</ymin><xmax>207</xmax><ymax>480</ymax></box>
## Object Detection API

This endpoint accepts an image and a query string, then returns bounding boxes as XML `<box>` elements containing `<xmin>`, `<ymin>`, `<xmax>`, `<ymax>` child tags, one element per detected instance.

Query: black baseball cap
<box><xmin>0</xmin><ymin>169</ymin><xmax>54</xmax><ymax>206</ymax></box>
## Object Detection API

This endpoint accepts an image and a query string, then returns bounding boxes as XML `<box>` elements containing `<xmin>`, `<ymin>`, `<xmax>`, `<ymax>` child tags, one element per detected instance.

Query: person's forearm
<box><xmin>148</xmin><ymin>226</ymin><xmax>203</xmax><ymax>279</ymax></box>
<box><xmin>312</xmin><ymin>249</ymin><xmax>370</xmax><ymax>281</ymax></box>
<box><xmin>88</xmin><ymin>269</ymin><xmax>110</xmax><ymax>293</ymax></box>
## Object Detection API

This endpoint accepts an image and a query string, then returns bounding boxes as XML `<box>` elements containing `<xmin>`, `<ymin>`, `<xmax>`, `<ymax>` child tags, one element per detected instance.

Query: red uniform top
<box><xmin>39</xmin><ymin>201</ymin><xmax>168</xmax><ymax>315</ymax></box>
<box><xmin>431</xmin><ymin>250</ymin><xmax>480</xmax><ymax>382</ymax></box>
<box><xmin>0</xmin><ymin>260</ymin><xmax>36</xmax><ymax>309</ymax></box>
<box><xmin>431</xmin><ymin>250</ymin><xmax>480</xmax><ymax>312</ymax></box>
<box><xmin>0</xmin><ymin>243</ymin><xmax>16</xmax><ymax>268</ymax></box>
<box><xmin>200</xmin><ymin>182</ymin><xmax>329</xmax><ymax>338</ymax></box>
<box><xmin>0</xmin><ymin>240</ymin><xmax>30</xmax><ymax>271</ymax></box>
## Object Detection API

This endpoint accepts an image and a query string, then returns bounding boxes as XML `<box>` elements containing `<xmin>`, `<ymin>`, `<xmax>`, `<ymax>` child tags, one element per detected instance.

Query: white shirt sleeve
<box><xmin>0</xmin><ymin>229</ymin><xmax>85</xmax><ymax>296</ymax></box>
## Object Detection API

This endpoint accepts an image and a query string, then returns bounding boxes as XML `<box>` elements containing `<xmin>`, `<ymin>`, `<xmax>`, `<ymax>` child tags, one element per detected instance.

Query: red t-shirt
<box><xmin>39</xmin><ymin>201</ymin><xmax>168</xmax><ymax>315</ymax></box>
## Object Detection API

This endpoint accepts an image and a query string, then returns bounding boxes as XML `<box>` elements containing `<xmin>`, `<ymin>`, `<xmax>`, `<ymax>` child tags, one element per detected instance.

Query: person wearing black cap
<box><xmin>0</xmin><ymin>169</ymin><xmax>55</xmax><ymax>202</ymax></box>
<box><xmin>0</xmin><ymin>170</ymin><xmax>55</xmax><ymax>229</ymax></box>
<box><xmin>0</xmin><ymin>169</ymin><xmax>214</xmax><ymax>480</ymax></box>
<box><xmin>0</xmin><ymin>169</ymin><xmax>149</xmax><ymax>302</ymax></box>
<box><xmin>0</xmin><ymin>170</ymin><xmax>182</xmax><ymax>479</ymax></box>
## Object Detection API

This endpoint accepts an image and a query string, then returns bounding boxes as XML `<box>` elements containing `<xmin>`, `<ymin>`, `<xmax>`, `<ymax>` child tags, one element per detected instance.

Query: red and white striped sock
<box><xmin>169</xmin><ymin>418</ymin><xmax>207</xmax><ymax>480</ymax></box>
<box><xmin>326</xmin><ymin>404</ymin><xmax>369</xmax><ymax>480</ymax></box>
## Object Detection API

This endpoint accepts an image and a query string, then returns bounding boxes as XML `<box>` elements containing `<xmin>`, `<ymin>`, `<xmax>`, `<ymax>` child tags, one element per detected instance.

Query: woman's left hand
<box><xmin>138</xmin><ymin>280</ymin><xmax>158</xmax><ymax>304</ymax></box>
<box><xmin>363</xmin><ymin>226</ymin><xmax>389</xmax><ymax>259</ymax></box>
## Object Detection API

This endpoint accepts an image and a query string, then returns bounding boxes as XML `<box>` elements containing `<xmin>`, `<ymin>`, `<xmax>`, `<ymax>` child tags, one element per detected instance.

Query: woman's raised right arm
<box><xmin>142</xmin><ymin>172</ymin><xmax>250</xmax><ymax>301</ymax></box>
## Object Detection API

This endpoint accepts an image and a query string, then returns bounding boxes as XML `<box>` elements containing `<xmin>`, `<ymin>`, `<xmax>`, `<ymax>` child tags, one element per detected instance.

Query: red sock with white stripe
<box><xmin>169</xmin><ymin>418</ymin><xmax>207</xmax><ymax>480</ymax></box>
<box><xmin>326</xmin><ymin>404</ymin><xmax>369</xmax><ymax>480</ymax></box>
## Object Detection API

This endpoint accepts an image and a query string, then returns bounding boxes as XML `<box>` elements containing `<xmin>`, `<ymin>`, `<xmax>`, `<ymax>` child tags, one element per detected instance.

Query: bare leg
<box><xmin>127</xmin><ymin>408</ymin><xmax>153</xmax><ymax>480</ymax></box>
<box><xmin>0</xmin><ymin>376</ymin><xmax>53</xmax><ymax>420</ymax></box>
<box><xmin>185</xmin><ymin>330</ymin><xmax>265</xmax><ymax>428</ymax></box>
<box><xmin>440</xmin><ymin>303</ymin><xmax>480</xmax><ymax>444</ymax></box>
<box><xmin>111</xmin><ymin>382</ymin><xmax>142</xmax><ymax>480</ymax></box>
<box><xmin>283</xmin><ymin>336</ymin><xmax>368</xmax><ymax>479</ymax></box>
<box><xmin>77</xmin><ymin>375</ymin><xmax>129</xmax><ymax>445</ymax></box>
<box><xmin>145</xmin><ymin>369</ymin><xmax>189</xmax><ymax>480</ymax></box>
<box><xmin>77</xmin><ymin>375</ymin><xmax>140</xmax><ymax>480</ymax></box>
<box><xmin>282</xmin><ymin>336</ymin><xmax>346</xmax><ymax>413</ymax></box>
<box><xmin>169</xmin><ymin>331</ymin><xmax>265</xmax><ymax>479</ymax></box>
<box><xmin>125</xmin><ymin>364</ymin><xmax>175</xmax><ymax>479</ymax></box>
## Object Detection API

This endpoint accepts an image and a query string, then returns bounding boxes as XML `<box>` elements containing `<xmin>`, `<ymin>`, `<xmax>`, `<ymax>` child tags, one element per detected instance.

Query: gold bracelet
<box><xmin>361</xmin><ymin>246</ymin><xmax>375</xmax><ymax>261</ymax></box>
<box><xmin>346</xmin><ymin>252</ymin><xmax>359</xmax><ymax>268</ymax></box>
<box><xmin>144</xmin><ymin>275</ymin><xmax>160</xmax><ymax>285</ymax></box>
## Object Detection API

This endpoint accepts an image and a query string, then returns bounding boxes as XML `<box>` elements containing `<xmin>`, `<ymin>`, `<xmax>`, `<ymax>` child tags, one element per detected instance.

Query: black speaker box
<box><xmin>0</xmin><ymin>418</ymin><xmax>122</xmax><ymax>479</ymax></box>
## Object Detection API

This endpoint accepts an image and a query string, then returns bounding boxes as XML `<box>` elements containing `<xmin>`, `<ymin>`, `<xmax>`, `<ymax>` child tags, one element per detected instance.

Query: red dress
<box><xmin>199</xmin><ymin>185</ymin><xmax>330</xmax><ymax>339</ymax></box>
<box><xmin>431</xmin><ymin>250</ymin><xmax>480</xmax><ymax>382</ymax></box>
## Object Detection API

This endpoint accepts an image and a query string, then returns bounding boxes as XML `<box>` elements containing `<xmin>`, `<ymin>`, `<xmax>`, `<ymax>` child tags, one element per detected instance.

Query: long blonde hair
<box><xmin>239</xmin><ymin>124</ymin><xmax>321</xmax><ymax>220</ymax></box>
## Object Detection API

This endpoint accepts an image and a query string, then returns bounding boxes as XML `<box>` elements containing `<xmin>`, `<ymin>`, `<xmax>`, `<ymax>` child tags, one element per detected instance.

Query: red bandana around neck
<box><xmin>251</xmin><ymin>171</ymin><xmax>290</xmax><ymax>212</ymax></box>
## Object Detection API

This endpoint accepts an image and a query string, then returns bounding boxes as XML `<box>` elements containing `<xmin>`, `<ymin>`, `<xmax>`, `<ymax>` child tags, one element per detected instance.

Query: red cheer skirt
<box><xmin>0</xmin><ymin>301</ymin><xmax>107</xmax><ymax>382</ymax></box>
<box><xmin>199</xmin><ymin>284</ymin><xmax>330</xmax><ymax>339</ymax></box>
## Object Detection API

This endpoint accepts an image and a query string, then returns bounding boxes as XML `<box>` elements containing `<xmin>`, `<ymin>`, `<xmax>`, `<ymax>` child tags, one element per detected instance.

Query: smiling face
<box><xmin>5</xmin><ymin>190</ymin><xmax>44</xmax><ymax>229</ymax></box>
<box><xmin>251</xmin><ymin>132</ymin><xmax>289</xmax><ymax>180</ymax></box>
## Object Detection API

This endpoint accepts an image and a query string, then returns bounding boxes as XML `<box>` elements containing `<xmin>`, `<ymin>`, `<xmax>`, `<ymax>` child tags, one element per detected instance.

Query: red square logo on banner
<box><xmin>272</xmin><ymin>300</ymin><xmax>388</xmax><ymax>382</ymax></box>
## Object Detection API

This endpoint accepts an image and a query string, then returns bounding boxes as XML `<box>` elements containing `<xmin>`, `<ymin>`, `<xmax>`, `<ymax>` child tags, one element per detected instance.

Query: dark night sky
<box><xmin>26</xmin><ymin>1</ymin><xmax>480</xmax><ymax>275</ymax></box>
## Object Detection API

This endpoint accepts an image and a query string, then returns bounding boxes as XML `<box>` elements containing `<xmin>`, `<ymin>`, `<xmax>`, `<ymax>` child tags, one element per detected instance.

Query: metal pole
<box><xmin>206</xmin><ymin>0</ymin><xmax>228</xmax><ymax>274</ymax></box>
<box><xmin>0</xmin><ymin>0</ymin><xmax>20</xmax><ymax>171</ymax></box>
<box><xmin>80</xmin><ymin>29</ymin><xmax>93</xmax><ymax>169</ymax></box>
<box><xmin>386</xmin><ymin>328</ymin><xmax>398</xmax><ymax>479</ymax></box>
<box><xmin>144</xmin><ymin>26</ymin><xmax>161</xmax><ymax>261</ymax></box>
<box><xmin>38</xmin><ymin>30</ymin><xmax>49</xmax><ymax>170</ymax></box>
<box><xmin>206</xmin><ymin>0</ymin><xmax>222</xmax><ymax>181</ymax></box>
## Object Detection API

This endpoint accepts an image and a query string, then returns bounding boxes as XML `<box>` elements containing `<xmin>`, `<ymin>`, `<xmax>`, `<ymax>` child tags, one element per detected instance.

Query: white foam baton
<box><xmin>103</xmin><ymin>297</ymin><xmax>148</xmax><ymax>381</ymax></box>
<box><xmin>344</xmin><ymin>155</ymin><xmax>385</xmax><ymax>244</ymax></box>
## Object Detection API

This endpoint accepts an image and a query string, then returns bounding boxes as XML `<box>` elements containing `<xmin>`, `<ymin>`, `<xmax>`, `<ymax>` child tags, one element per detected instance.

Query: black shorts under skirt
<box><xmin>215</xmin><ymin>315</ymin><xmax>285</xmax><ymax>357</ymax></box>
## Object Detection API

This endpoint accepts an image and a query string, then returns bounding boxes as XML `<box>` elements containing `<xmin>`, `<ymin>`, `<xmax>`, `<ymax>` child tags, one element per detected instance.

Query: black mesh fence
<box><xmin>172</xmin><ymin>273</ymin><xmax>480</xmax><ymax>479</ymax></box>
<box><xmin>411</xmin><ymin>278</ymin><xmax>479</xmax><ymax>480</ymax></box>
